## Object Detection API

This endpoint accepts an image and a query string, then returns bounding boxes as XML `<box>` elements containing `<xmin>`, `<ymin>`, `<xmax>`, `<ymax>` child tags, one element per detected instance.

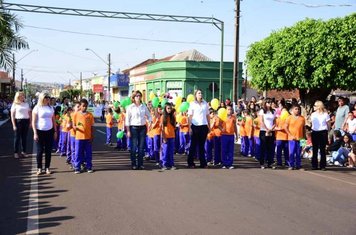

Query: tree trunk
<box><xmin>299</xmin><ymin>88</ymin><xmax>331</xmax><ymax>107</ymax></box>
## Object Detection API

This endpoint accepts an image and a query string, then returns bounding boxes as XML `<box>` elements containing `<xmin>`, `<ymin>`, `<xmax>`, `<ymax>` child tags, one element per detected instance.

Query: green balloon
<box><xmin>152</xmin><ymin>97</ymin><xmax>159</xmax><ymax>108</ymax></box>
<box><xmin>114</xmin><ymin>113</ymin><xmax>120</xmax><ymax>120</ymax></box>
<box><xmin>179</xmin><ymin>102</ymin><xmax>189</xmax><ymax>112</ymax></box>
<box><xmin>116</xmin><ymin>131</ymin><xmax>124</xmax><ymax>139</ymax></box>
<box><xmin>114</xmin><ymin>101</ymin><xmax>119</xmax><ymax>108</ymax></box>
<box><xmin>161</xmin><ymin>99</ymin><xmax>167</xmax><ymax>108</ymax></box>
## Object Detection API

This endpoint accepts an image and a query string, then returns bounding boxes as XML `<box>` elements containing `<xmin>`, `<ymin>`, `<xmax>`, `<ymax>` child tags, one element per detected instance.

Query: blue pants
<box><xmin>205</xmin><ymin>139</ymin><xmax>213</xmax><ymax>163</ymax></box>
<box><xmin>179</xmin><ymin>131</ymin><xmax>190</xmax><ymax>154</ymax></box>
<box><xmin>175</xmin><ymin>127</ymin><xmax>180</xmax><ymax>153</ymax></box>
<box><xmin>147</xmin><ymin>137</ymin><xmax>154</xmax><ymax>159</ymax></box>
<box><xmin>116</xmin><ymin>129</ymin><xmax>127</xmax><ymax>150</ymax></box>
<box><xmin>242</xmin><ymin>137</ymin><xmax>253</xmax><ymax>156</ymax></box>
<box><xmin>276</xmin><ymin>140</ymin><xmax>289</xmax><ymax>166</ymax></box>
<box><xmin>289</xmin><ymin>140</ymin><xmax>301</xmax><ymax>168</ymax></box>
<box><xmin>331</xmin><ymin>147</ymin><xmax>349</xmax><ymax>164</ymax></box>
<box><xmin>70</xmin><ymin>136</ymin><xmax>75</xmax><ymax>165</ymax></box>
<box><xmin>240</xmin><ymin>135</ymin><xmax>246</xmax><ymax>155</ymax></box>
<box><xmin>129</xmin><ymin>126</ymin><xmax>147</xmax><ymax>168</ymax></box>
<box><xmin>221</xmin><ymin>135</ymin><xmax>234</xmax><ymax>167</ymax></box>
<box><xmin>74</xmin><ymin>139</ymin><xmax>92</xmax><ymax>171</ymax></box>
<box><xmin>153</xmin><ymin>135</ymin><xmax>161</xmax><ymax>163</ymax></box>
<box><xmin>60</xmin><ymin>131</ymin><xmax>68</xmax><ymax>156</ymax></box>
<box><xmin>106</xmin><ymin>127</ymin><xmax>112</xmax><ymax>144</ymax></box>
<box><xmin>253</xmin><ymin>136</ymin><xmax>260</xmax><ymax>160</ymax></box>
<box><xmin>66</xmin><ymin>134</ymin><xmax>73</xmax><ymax>162</ymax></box>
<box><xmin>161</xmin><ymin>138</ymin><xmax>175</xmax><ymax>167</ymax></box>
<box><xmin>213</xmin><ymin>136</ymin><xmax>222</xmax><ymax>164</ymax></box>
<box><xmin>57</xmin><ymin>126</ymin><xmax>62</xmax><ymax>151</ymax></box>
<box><xmin>352</xmin><ymin>134</ymin><xmax>356</xmax><ymax>142</ymax></box>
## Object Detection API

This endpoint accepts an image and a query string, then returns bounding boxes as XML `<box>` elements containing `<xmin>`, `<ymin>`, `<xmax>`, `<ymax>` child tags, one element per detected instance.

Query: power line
<box><xmin>24</xmin><ymin>24</ymin><xmax>248</xmax><ymax>48</ymax></box>
<box><xmin>273</xmin><ymin>0</ymin><xmax>355</xmax><ymax>8</ymax></box>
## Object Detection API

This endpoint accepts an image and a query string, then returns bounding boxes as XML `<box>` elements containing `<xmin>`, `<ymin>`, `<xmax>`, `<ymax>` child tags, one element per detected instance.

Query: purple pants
<box><xmin>241</xmin><ymin>136</ymin><xmax>253</xmax><ymax>156</ymax></box>
<box><xmin>74</xmin><ymin>139</ymin><xmax>92</xmax><ymax>171</ymax></box>
<box><xmin>147</xmin><ymin>137</ymin><xmax>154</xmax><ymax>159</ymax></box>
<box><xmin>289</xmin><ymin>140</ymin><xmax>301</xmax><ymax>168</ymax></box>
<box><xmin>106</xmin><ymin>127</ymin><xmax>112</xmax><ymax>144</ymax></box>
<box><xmin>57</xmin><ymin>126</ymin><xmax>62</xmax><ymax>151</ymax></box>
<box><xmin>175</xmin><ymin>127</ymin><xmax>180</xmax><ymax>153</ymax></box>
<box><xmin>205</xmin><ymin>139</ymin><xmax>213</xmax><ymax>163</ymax></box>
<box><xmin>276</xmin><ymin>140</ymin><xmax>289</xmax><ymax>166</ymax></box>
<box><xmin>253</xmin><ymin>136</ymin><xmax>260</xmax><ymax>160</ymax></box>
<box><xmin>66</xmin><ymin>134</ymin><xmax>73</xmax><ymax>162</ymax></box>
<box><xmin>153</xmin><ymin>135</ymin><xmax>161</xmax><ymax>163</ymax></box>
<box><xmin>161</xmin><ymin>138</ymin><xmax>175</xmax><ymax>168</ymax></box>
<box><xmin>221</xmin><ymin>135</ymin><xmax>234</xmax><ymax>167</ymax></box>
<box><xmin>179</xmin><ymin>131</ymin><xmax>190</xmax><ymax>154</ymax></box>
<box><xmin>60</xmin><ymin>131</ymin><xmax>68</xmax><ymax>156</ymax></box>
<box><xmin>70</xmin><ymin>136</ymin><xmax>75</xmax><ymax>165</ymax></box>
<box><xmin>213</xmin><ymin>136</ymin><xmax>222</xmax><ymax>164</ymax></box>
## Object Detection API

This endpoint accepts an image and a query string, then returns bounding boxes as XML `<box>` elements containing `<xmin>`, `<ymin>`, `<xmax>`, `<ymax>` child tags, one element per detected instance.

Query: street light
<box><xmin>12</xmin><ymin>49</ymin><xmax>38</xmax><ymax>93</ymax></box>
<box><xmin>85</xmin><ymin>48</ymin><xmax>111</xmax><ymax>101</ymax></box>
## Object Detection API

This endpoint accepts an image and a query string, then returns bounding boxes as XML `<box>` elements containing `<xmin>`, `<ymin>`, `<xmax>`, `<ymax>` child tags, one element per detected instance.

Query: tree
<box><xmin>60</xmin><ymin>89</ymin><xmax>81</xmax><ymax>101</ymax></box>
<box><xmin>0</xmin><ymin>0</ymin><xmax>29</xmax><ymax>70</ymax></box>
<box><xmin>246</xmin><ymin>13</ymin><xmax>356</xmax><ymax>104</ymax></box>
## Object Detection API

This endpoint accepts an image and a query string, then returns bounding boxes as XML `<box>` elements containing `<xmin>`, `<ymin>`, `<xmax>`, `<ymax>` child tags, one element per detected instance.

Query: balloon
<box><xmin>161</xmin><ymin>99</ymin><xmax>168</xmax><ymax>108</ymax></box>
<box><xmin>116</xmin><ymin>131</ymin><xmax>124</xmax><ymax>139</ymax></box>
<box><xmin>149</xmin><ymin>91</ymin><xmax>155</xmax><ymax>100</ymax></box>
<box><xmin>176</xmin><ymin>113</ymin><xmax>182</xmax><ymax>123</ymax></box>
<box><xmin>187</xmin><ymin>94</ymin><xmax>195</xmax><ymax>103</ymax></box>
<box><xmin>152</xmin><ymin>97</ymin><xmax>160</xmax><ymax>108</ymax></box>
<box><xmin>175</xmin><ymin>96</ymin><xmax>182</xmax><ymax>107</ymax></box>
<box><xmin>175</xmin><ymin>103</ymin><xmax>181</xmax><ymax>112</ymax></box>
<box><xmin>300</xmin><ymin>139</ymin><xmax>306</xmax><ymax>147</ymax></box>
<box><xmin>280</xmin><ymin>110</ymin><xmax>289</xmax><ymax>121</ymax></box>
<box><xmin>121</xmin><ymin>97</ymin><xmax>132</xmax><ymax>108</ymax></box>
<box><xmin>114</xmin><ymin>113</ymin><xmax>120</xmax><ymax>120</ymax></box>
<box><xmin>179</xmin><ymin>102</ymin><xmax>190</xmax><ymax>112</ymax></box>
<box><xmin>218</xmin><ymin>108</ymin><xmax>227</xmax><ymax>121</ymax></box>
<box><xmin>125</xmin><ymin>97</ymin><xmax>132</xmax><ymax>106</ymax></box>
<box><xmin>113</xmin><ymin>101</ymin><xmax>119</xmax><ymax>108</ymax></box>
<box><xmin>211</xmin><ymin>98</ymin><xmax>219</xmax><ymax>110</ymax></box>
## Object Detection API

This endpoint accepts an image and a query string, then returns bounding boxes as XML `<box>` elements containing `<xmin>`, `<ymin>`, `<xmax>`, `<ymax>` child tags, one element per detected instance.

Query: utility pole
<box><xmin>108</xmin><ymin>53</ymin><xmax>111</xmax><ymax>102</ymax></box>
<box><xmin>12</xmin><ymin>53</ymin><xmax>16</xmax><ymax>94</ymax></box>
<box><xmin>80</xmin><ymin>72</ymin><xmax>83</xmax><ymax>99</ymax></box>
<box><xmin>233</xmin><ymin>0</ymin><xmax>241</xmax><ymax>104</ymax></box>
<box><xmin>20</xmin><ymin>69</ymin><xmax>24</xmax><ymax>90</ymax></box>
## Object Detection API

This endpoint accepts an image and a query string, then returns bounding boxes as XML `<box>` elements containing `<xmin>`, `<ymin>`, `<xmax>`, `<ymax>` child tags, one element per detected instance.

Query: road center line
<box><xmin>96</xmin><ymin>129</ymin><xmax>106</xmax><ymax>135</ymax></box>
<box><xmin>305</xmin><ymin>171</ymin><xmax>356</xmax><ymax>187</ymax></box>
<box><xmin>26</xmin><ymin>144</ymin><xmax>39</xmax><ymax>235</ymax></box>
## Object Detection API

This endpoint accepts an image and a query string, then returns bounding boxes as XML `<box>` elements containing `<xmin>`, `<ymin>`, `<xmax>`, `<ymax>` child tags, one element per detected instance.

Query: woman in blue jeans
<box><xmin>125</xmin><ymin>90</ymin><xmax>152</xmax><ymax>170</ymax></box>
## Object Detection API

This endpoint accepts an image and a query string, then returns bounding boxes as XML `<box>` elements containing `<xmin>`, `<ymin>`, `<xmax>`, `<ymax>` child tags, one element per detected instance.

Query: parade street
<box><xmin>1</xmin><ymin>119</ymin><xmax>356</xmax><ymax>235</ymax></box>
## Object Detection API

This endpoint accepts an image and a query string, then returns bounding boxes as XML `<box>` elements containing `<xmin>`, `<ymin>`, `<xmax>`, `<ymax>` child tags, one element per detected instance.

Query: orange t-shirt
<box><xmin>275</xmin><ymin>117</ymin><xmax>288</xmax><ymax>141</ymax></box>
<box><xmin>73</xmin><ymin>112</ymin><xmax>95</xmax><ymax>140</ymax></box>
<box><xmin>61</xmin><ymin>115</ymin><xmax>69</xmax><ymax>133</ymax></box>
<box><xmin>253</xmin><ymin>118</ymin><xmax>260</xmax><ymax>137</ymax></box>
<box><xmin>151</xmin><ymin>115</ymin><xmax>162</xmax><ymax>136</ymax></box>
<box><xmin>70</xmin><ymin>112</ymin><xmax>77</xmax><ymax>137</ymax></box>
<box><xmin>106</xmin><ymin>113</ymin><xmax>114</xmax><ymax>128</ymax></box>
<box><xmin>212</xmin><ymin>116</ymin><xmax>222</xmax><ymax>137</ymax></box>
<box><xmin>161</xmin><ymin>116</ymin><xmax>175</xmax><ymax>139</ymax></box>
<box><xmin>285</xmin><ymin>115</ymin><xmax>305</xmax><ymax>141</ymax></box>
<box><xmin>244</xmin><ymin>116</ymin><xmax>253</xmax><ymax>137</ymax></box>
<box><xmin>222</xmin><ymin>116</ymin><xmax>236</xmax><ymax>135</ymax></box>
<box><xmin>117</xmin><ymin>113</ymin><xmax>125</xmax><ymax>130</ymax></box>
<box><xmin>180</xmin><ymin>116</ymin><xmax>189</xmax><ymax>133</ymax></box>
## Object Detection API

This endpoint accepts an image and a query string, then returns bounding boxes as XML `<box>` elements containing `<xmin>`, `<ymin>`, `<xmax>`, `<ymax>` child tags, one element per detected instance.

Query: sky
<box><xmin>6</xmin><ymin>0</ymin><xmax>356</xmax><ymax>84</ymax></box>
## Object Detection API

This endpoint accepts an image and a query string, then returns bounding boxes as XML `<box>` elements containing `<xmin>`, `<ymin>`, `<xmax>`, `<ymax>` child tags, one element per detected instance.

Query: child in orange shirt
<box><xmin>73</xmin><ymin>99</ymin><xmax>95</xmax><ymax>174</ymax></box>
<box><xmin>252</xmin><ymin>113</ymin><xmax>261</xmax><ymax>160</ymax></box>
<box><xmin>151</xmin><ymin>106</ymin><xmax>162</xmax><ymax>164</ymax></box>
<box><xmin>59</xmin><ymin>108</ymin><xmax>69</xmax><ymax>157</ymax></box>
<box><xmin>205</xmin><ymin>109</ymin><xmax>215</xmax><ymax>165</ymax></box>
<box><xmin>275</xmin><ymin>113</ymin><xmax>289</xmax><ymax>168</ymax></box>
<box><xmin>68</xmin><ymin>102</ymin><xmax>80</xmax><ymax>167</ymax></box>
<box><xmin>212</xmin><ymin>110</ymin><xmax>223</xmax><ymax>165</ymax></box>
<box><xmin>105</xmin><ymin>108</ymin><xmax>114</xmax><ymax>145</ymax></box>
<box><xmin>221</xmin><ymin>105</ymin><xmax>237</xmax><ymax>169</ymax></box>
<box><xmin>285</xmin><ymin>104</ymin><xmax>306</xmax><ymax>170</ymax></box>
<box><xmin>115</xmin><ymin>107</ymin><xmax>127</xmax><ymax>151</ymax></box>
<box><xmin>160</xmin><ymin>103</ymin><xmax>176</xmax><ymax>170</ymax></box>
<box><xmin>179</xmin><ymin>111</ymin><xmax>190</xmax><ymax>155</ymax></box>
<box><xmin>53</xmin><ymin>106</ymin><xmax>62</xmax><ymax>153</ymax></box>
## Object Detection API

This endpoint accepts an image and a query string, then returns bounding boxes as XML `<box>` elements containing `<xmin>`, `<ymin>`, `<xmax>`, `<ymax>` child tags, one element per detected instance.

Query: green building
<box><xmin>129</xmin><ymin>50</ymin><xmax>243</xmax><ymax>102</ymax></box>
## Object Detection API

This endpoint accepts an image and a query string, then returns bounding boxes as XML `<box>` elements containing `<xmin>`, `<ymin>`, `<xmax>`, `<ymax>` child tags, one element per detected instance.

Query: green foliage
<box><xmin>0</xmin><ymin>1</ymin><xmax>29</xmax><ymax>70</ymax></box>
<box><xmin>60</xmin><ymin>89</ymin><xmax>81</xmax><ymax>101</ymax></box>
<box><xmin>246</xmin><ymin>13</ymin><xmax>356</xmax><ymax>102</ymax></box>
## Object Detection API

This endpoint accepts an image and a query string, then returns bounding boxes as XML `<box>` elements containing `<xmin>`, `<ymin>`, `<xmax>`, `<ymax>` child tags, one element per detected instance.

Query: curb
<box><xmin>0</xmin><ymin>118</ymin><xmax>9</xmax><ymax>127</ymax></box>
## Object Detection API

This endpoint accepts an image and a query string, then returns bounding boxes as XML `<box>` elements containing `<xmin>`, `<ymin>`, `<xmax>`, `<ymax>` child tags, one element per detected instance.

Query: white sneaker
<box><xmin>229</xmin><ymin>166</ymin><xmax>235</xmax><ymax>169</ymax></box>
<box><xmin>170</xmin><ymin>166</ymin><xmax>177</xmax><ymax>170</ymax></box>
<box><xmin>334</xmin><ymin>161</ymin><xmax>340</xmax><ymax>166</ymax></box>
<box><xmin>45</xmin><ymin>168</ymin><xmax>51</xmax><ymax>175</ymax></box>
<box><xmin>36</xmin><ymin>168</ymin><xmax>42</xmax><ymax>175</ymax></box>
<box><xmin>222</xmin><ymin>166</ymin><xmax>227</xmax><ymax>169</ymax></box>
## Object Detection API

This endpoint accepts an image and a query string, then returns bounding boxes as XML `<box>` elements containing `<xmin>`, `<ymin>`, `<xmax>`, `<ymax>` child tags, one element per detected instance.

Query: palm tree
<box><xmin>0</xmin><ymin>0</ymin><xmax>29</xmax><ymax>70</ymax></box>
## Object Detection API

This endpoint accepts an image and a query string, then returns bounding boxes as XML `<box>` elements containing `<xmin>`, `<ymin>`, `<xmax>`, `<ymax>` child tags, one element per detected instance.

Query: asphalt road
<box><xmin>1</xmin><ymin>119</ymin><xmax>356</xmax><ymax>235</ymax></box>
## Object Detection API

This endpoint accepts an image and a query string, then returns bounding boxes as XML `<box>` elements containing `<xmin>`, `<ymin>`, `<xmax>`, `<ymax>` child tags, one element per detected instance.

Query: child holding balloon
<box><xmin>105</xmin><ymin>108</ymin><xmax>114</xmax><ymax>146</ymax></box>
<box><xmin>221</xmin><ymin>105</ymin><xmax>237</xmax><ymax>169</ymax></box>
<box><xmin>205</xmin><ymin>109</ymin><xmax>215</xmax><ymax>165</ymax></box>
<box><xmin>178</xmin><ymin>111</ymin><xmax>190</xmax><ymax>155</ymax></box>
<box><xmin>116</xmin><ymin>107</ymin><xmax>127</xmax><ymax>151</ymax></box>
<box><xmin>252</xmin><ymin>112</ymin><xmax>261</xmax><ymax>161</ymax></box>
<box><xmin>151</xmin><ymin>106</ymin><xmax>162</xmax><ymax>165</ymax></box>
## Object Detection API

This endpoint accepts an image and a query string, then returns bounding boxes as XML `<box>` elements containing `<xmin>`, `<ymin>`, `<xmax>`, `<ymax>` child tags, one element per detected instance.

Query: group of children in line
<box><xmin>54</xmin><ymin>99</ymin><xmax>95</xmax><ymax>174</ymax></box>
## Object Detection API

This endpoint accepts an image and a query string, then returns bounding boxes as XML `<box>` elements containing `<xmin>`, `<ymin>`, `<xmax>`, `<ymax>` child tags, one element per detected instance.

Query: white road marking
<box><xmin>26</xmin><ymin>149</ymin><xmax>39</xmax><ymax>234</ymax></box>
<box><xmin>96</xmin><ymin>129</ymin><xmax>106</xmax><ymax>135</ymax></box>
<box><xmin>305</xmin><ymin>171</ymin><xmax>356</xmax><ymax>187</ymax></box>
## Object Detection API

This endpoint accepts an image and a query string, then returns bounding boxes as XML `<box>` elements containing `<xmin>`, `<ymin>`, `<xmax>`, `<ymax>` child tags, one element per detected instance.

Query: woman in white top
<box><xmin>310</xmin><ymin>100</ymin><xmax>330</xmax><ymax>170</ymax></box>
<box><xmin>258</xmin><ymin>98</ymin><xmax>276</xmax><ymax>169</ymax></box>
<box><xmin>32</xmin><ymin>92</ymin><xmax>57</xmax><ymax>175</ymax></box>
<box><xmin>11</xmin><ymin>91</ymin><xmax>32</xmax><ymax>158</ymax></box>
<box><xmin>125</xmin><ymin>90</ymin><xmax>152</xmax><ymax>170</ymax></box>
<box><xmin>187</xmin><ymin>89</ymin><xmax>210</xmax><ymax>168</ymax></box>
